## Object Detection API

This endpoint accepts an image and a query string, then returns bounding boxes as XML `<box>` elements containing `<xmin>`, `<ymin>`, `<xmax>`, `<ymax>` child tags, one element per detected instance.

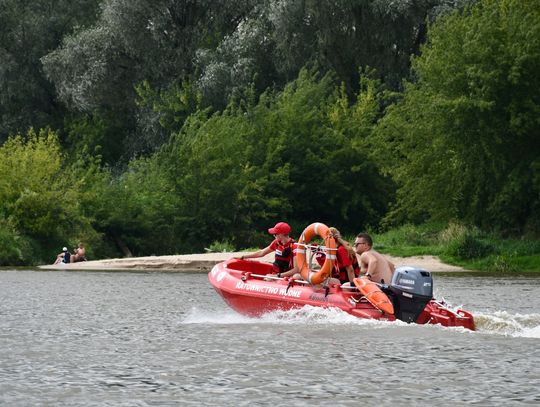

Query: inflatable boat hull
<box><xmin>208</xmin><ymin>259</ymin><xmax>475</xmax><ymax>330</ymax></box>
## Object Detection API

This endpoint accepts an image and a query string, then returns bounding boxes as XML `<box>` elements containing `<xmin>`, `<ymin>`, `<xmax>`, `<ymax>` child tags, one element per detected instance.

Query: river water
<box><xmin>0</xmin><ymin>270</ymin><xmax>538</xmax><ymax>406</ymax></box>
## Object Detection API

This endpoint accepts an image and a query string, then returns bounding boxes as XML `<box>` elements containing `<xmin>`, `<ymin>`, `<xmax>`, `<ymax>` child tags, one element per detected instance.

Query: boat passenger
<box><xmin>310</xmin><ymin>227</ymin><xmax>360</xmax><ymax>286</ymax></box>
<box><xmin>329</xmin><ymin>227</ymin><xmax>361</xmax><ymax>285</ymax></box>
<box><xmin>237</xmin><ymin>222</ymin><xmax>296</xmax><ymax>277</ymax></box>
<box><xmin>354</xmin><ymin>233</ymin><xmax>395</xmax><ymax>284</ymax></box>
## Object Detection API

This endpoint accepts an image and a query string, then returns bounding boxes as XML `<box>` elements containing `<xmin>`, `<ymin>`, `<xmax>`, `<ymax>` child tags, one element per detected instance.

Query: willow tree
<box><xmin>0</xmin><ymin>0</ymin><xmax>100</xmax><ymax>141</ymax></box>
<box><xmin>195</xmin><ymin>0</ymin><xmax>473</xmax><ymax>108</ymax></box>
<box><xmin>42</xmin><ymin>0</ymin><xmax>258</xmax><ymax>160</ymax></box>
<box><xmin>373</xmin><ymin>0</ymin><xmax>540</xmax><ymax>235</ymax></box>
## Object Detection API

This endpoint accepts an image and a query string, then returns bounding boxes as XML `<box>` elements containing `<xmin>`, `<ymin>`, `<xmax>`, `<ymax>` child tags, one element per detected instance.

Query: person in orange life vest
<box><xmin>236</xmin><ymin>222</ymin><xmax>296</xmax><ymax>276</ymax></box>
<box><xmin>329</xmin><ymin>227</ymin><xmax>361</xmax><ymax>285</ymax></box>
<box><xmin>354</xmin><ymin>233</ymin><xmax>395</xmax><ymax>284</ymax></box>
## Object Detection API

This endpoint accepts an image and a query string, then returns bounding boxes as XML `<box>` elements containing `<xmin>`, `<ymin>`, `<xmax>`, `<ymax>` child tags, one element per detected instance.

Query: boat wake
<box><xmin>182</xmin><ymin>308</ymin><xmax>255</xmax><ymax>324</ymax></box>
<box><xmin>183</xmin><ymin>306</ymin><xmax>540</xmax><ymax>338</ymax></box>
<box><xmin>182</xmin><ymin>305</ymin><xmax>404</xmax><ymax>327</ymax></box>
<box><xmin>474</xmin><ymin>311</ymin><xmax>540</xmax><ymax>338</ymax></box>
<box><xmin>259</xmin><ymin>306</ymin><xmax>400</xmax><ymax>327</ymax></box>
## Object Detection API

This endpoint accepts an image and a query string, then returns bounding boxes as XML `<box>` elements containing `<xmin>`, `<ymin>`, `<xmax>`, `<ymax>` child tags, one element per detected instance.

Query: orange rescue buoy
<box><xmin>354</xmin><ymin>277</ymin><xmax>394</xmax><ymax>315</ymax></box>
<box><xmin>296</xmin><ymin>222</ymin><xmax>337</xmax><ymax>285</ymax></box>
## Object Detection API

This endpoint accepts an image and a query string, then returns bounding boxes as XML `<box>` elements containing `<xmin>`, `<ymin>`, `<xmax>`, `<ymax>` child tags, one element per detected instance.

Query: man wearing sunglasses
<box><xmin>354</xmin><ymin>233</ymin><xmax>395</xmax><ymax>285</ymax></box>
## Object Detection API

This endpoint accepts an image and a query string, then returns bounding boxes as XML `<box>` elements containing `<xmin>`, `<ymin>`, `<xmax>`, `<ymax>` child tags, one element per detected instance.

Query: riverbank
<box><xmin>38</xmin><ymin>252</ymin><xmax>465</xmax><ymax>272</ymax></box>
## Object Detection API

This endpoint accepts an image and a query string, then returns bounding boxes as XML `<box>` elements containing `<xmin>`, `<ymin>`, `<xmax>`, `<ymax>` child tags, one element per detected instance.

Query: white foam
<box><xmin>182</xmin><ymin>305</ymin><xmax>398</xmax><ymax>328</ymax></box>
<box><xmin>258</xmin><ymin>306</ymin><xmax>389</xmax><ymax>327</ymax></box>
<box><xmin>182</xmin><ymin>308</ymin><xmax>255</xmax><ymax>324</ymax></box>
<box><xmin>184</xmin><ymin>305</ymin><xmax>540</xmax><ymax>337</ymax></box>
<box><xmin>521</xmin><ymin>325</ymin><xmax>540</xmax><ymax>338</ymax></box>
<box><xmin>474</xmin><ymin>311</ymin><xmax>540</xmax><ymax>338</ymax></box>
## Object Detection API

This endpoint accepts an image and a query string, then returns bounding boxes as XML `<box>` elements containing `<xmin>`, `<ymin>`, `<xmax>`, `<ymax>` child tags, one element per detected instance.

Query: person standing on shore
<box><xmin>236</xmin><ymin>222</ymin><xmax>296</xmax><ymax>277</ymax></box>
<box><xmin>354</xmin><ymin>233</ymin><xmax>395</xmax><ymax>284</ymax></box>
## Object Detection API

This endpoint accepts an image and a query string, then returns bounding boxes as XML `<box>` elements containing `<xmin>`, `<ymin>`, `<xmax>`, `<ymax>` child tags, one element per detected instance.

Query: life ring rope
<box><xmin>295</xmin><ymin>242</ymin><xmax>338</xmax><ymax>251</ymax></box>
<box><xmin>294</xmin><ymin>241</ymin><xmax>337</xmax><ymax>272</ymax></box>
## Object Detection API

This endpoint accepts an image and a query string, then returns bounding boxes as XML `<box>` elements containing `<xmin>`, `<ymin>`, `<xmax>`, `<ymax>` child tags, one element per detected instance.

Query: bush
<box><xmin>489</xmin><ymin>254</ymin><xmax>518</xmax><ymax>273</ymax></box>
<box><xmin>207</xmin><ymin>240</ymin><xmax>236</xmax><ymax>253</ymax></box>
<box><xmin>0</xmin><ymin>221</ymin><xmax>39</xmax><ymax>266</ymax></box>
<box><xmin>376</xmin><ymin>223</ymin><xmax>443</xmax><ymax>247</ymax></box>
<box><xmin>438</xmin><ymin>222</ymin><xmax>468</xmax><ymax>244</ymax></box>
<box><xmin>0</xmin><ymin>224</ymin><xmax>23</xmax><ymax>266</ymax></box>
<box><xmin>440</xmin><ymin>222</ymin><xmax>497</xmax><ymax>260</ymax></box>
<box><xmin>445</xmin><ymin>232</ymin><xmax>496</xmax><ymax>260</ymax></box>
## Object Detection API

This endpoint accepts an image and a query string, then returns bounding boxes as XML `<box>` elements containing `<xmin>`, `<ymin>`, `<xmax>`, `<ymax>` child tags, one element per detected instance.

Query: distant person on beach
<box><xmin>53</xmin><ymin>247</ymin><xmax>71</xmax><ymax>264</ymax></box>
<box><xmin>236</xmin><ymin>222</ymin><xmax>296</xmax><ymax>277</ymax></box>
<box><xmin>354</xmin><ymin>233</ymin><xmax>395</xmax><ymax>284</ymax></box>
<box><xmin>70</xmin><ymin>243</ymin><xmax>87</xmax><ymax>263</ymax></box>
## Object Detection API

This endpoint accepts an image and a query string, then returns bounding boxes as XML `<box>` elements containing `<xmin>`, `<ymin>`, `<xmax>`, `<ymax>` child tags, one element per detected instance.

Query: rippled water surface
<box><xmin>1</xmin><ymin>270</ymin><xmax>539</xmax><ymax>406</ymax></box>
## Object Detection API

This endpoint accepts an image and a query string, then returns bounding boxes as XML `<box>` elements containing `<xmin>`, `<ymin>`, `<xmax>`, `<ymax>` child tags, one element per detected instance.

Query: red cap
<box><xmin>268</xmin><ymin>222</ymin><xmax>291</xmax><ymax>235</ymax></box>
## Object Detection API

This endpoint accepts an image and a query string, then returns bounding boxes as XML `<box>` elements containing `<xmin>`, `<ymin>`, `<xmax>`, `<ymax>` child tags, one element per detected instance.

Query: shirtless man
<box><xmin>70</xmin><ymin>243</ymin><xmax>87</xmax><ymax>263</ymax></box>
<box><xmin>354</xmin><ymin>233</ymin><xmax>395</xmax><ymax>284</ymax></box>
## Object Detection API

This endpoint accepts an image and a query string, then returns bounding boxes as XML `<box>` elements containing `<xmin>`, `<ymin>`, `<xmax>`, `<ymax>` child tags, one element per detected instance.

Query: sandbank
<box><xmin>39</xmin><ymin>252</ymin><xmax>465</xmax><ymax>272</ymax></box>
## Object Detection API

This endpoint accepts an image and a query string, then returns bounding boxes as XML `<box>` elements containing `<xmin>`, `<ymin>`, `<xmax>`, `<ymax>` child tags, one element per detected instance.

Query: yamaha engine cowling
<box><xmin>388</xmin><ymin>266</ymin><xmax>433</xmax><ymax>323</ymax></box>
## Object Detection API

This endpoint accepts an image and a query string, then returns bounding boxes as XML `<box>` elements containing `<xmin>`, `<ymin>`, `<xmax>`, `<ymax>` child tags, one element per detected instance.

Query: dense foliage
<box><xmin>0</xmin><ymin>129</ymin><xmax>101</xmax><ymax>264</ymax></box>
<box><xmin>41</xmin><ymin>0</ymin><xmax>459</xmax><ymax>160</ymax></box>
<box><xmin>98</xmin><ymin>70</ymin><xmax>392</xmax><ymax>254</ymax></box>
<box><xmin>0</xmin><ymin>0</ymin><xmax>538</xmax><ymax>266</ymax></box>
<box><xmin>373</xmin><ymin>0</ymin><xmax>540</xmax><ymax>235</ymax></box>
<box><xmin>0</xmin><ymin>0</ymin><xmax>100</xmax><ymax>140</ymax></box>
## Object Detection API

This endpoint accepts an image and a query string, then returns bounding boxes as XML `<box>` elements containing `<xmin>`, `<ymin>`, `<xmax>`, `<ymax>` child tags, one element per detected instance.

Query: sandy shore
<box><xmin>39</xmin><ymin>252</ymin><xmax>465</xmax><ymax>272</ymax></box>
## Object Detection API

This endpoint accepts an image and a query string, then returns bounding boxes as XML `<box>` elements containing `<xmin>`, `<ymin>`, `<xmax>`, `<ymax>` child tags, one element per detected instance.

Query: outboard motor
<box><xmin>388</xmin><ymin>266</ymin><xmax>433</xmax><ymax>323</ymax></box>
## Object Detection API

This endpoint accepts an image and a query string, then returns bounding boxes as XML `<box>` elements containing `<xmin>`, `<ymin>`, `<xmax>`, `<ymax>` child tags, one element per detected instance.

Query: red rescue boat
<box><xmin>208</xmin><ymin>258</ymin><xmax>475</xmax><ymax>330</ymax></box>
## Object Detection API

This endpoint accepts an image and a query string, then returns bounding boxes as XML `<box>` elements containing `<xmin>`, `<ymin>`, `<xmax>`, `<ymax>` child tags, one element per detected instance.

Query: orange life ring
<box><xmin>295</xmin><ymin>222</ymin><xmax>337</xmax><ymax>285</ymax></box>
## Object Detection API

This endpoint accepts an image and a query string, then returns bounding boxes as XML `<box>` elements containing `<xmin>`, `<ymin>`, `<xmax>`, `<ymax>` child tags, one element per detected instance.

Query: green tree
<box><xmin>373</xmin><ymin>0</ymin><xmax>540</xmax><ymax>235</ymax></box>
<box><xmin>0</xmin><ymin>0</ymin><xmax>100</xmax><ymax>141</ymax></box>
<box><xmin>109</xmin><ymin>68</ymin><xmax>390</xmax><ymax>254</ymax></box>
<box><xmin>42</xmin><ymin>0</ymin><xmax>258</xmax><ymax>159</ymax></box>
<box><xmin>196</xmin><ymin>0</ymin><xmax>471</xmax><ymax>108</ymax></box>
<box><xmin>250</xmin><ymin>68</ymin><xmax>391</xmax><ymax>233</ymax></box>
<box><xmin>41</xmin><ymin>0</ymin><xmax>468</xmax><ymax>161</ymax></box>
<box><xmin>134</xmin><ymin>79</ymin><xmax>202</xmax><ymax>153</ymax></box>
<box><xmin>0</xmin><ymin>129</ymin><xmax>96</xmax><ymax>263</ymax></box>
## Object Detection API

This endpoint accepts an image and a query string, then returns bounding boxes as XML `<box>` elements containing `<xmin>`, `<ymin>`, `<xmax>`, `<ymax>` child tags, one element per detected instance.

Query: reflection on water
<box><xmin>0</xmin><ymin>270</ymin><xmax>538</xmax><ymax>406</ymax></box>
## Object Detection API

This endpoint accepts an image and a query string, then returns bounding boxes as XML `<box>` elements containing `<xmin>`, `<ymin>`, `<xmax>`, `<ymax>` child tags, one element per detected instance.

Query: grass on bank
<box><xmin>370</xmin><ymin>222</ymin><xmax>540</xmax><ymax>273</ymax></box>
